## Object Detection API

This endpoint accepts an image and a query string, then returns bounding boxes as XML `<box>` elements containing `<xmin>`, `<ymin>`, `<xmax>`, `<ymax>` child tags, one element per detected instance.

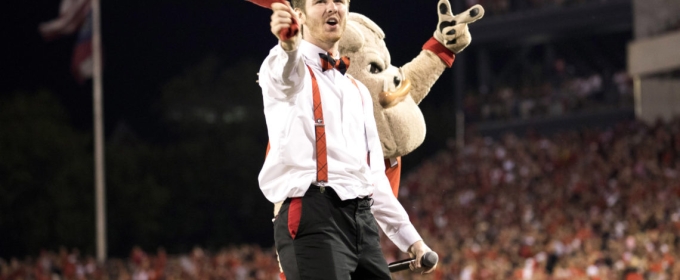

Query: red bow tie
<box><xmin>319</xmin><ymin>53</ymin><xmax>350</xmax><ymax>75</ymax></box>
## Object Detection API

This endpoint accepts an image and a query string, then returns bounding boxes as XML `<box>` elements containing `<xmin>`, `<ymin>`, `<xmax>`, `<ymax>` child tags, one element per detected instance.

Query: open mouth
<box><xmin>326</xmin><ymin>18</ymin><xmax>338</xmax><ymax>26</ymax></box>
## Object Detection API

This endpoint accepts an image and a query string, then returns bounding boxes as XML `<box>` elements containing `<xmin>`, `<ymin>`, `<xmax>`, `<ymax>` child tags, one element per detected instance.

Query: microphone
<box><xmin>388</xmin><ymin>251</ymin><xmax>439</xmax><ymax>273</ymax></box>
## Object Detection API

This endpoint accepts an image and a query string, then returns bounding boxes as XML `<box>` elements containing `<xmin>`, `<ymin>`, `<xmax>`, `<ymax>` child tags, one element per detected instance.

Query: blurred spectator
<box><xmin>4</xmin><ymin>118</ymin><xmax>680</xmax><ymax>279</ymax></box>
<box><xmin>469</xmin><ymin>0</ymin><xmax>614</xmax><ymax>16</ymax></box>
<box><xmin>382</xmin><ymin>118</ymin><xmax>680</xmax><ymax>279</ymax></box>
<box><xmin>469</xmin><ymin>57</ymin><xmax>633</xmax><ymax>123</ymax></box>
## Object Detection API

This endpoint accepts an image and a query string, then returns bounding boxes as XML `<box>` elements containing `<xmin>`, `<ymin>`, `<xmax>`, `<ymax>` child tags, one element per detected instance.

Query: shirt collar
<box><xmin>300</xmin><ymin>40</ymin><xmax>337</xmax><ymax>71</ymax></box>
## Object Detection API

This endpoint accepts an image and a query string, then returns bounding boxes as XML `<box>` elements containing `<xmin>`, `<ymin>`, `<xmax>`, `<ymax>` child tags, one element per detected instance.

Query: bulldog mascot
<box><xmin>339</xmin><ymin>0</ymin><xmax>484</xmax><ymax>197</ymax></box>
<box><xmin>259</xmin><ymin>0</ymin><xmax>485</xmax><ymax>276</ymax></box>
<box><xmin>271</xmin><ymin>0</ymin><xmax>484</xmax><ymax>215</ymax></box>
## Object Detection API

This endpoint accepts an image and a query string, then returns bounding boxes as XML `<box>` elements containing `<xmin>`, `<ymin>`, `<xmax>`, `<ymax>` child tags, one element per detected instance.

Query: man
<box><xmin>257</xmin><ymin>0</ymin><xmax>436</xmax><ymax>279</ymax></box>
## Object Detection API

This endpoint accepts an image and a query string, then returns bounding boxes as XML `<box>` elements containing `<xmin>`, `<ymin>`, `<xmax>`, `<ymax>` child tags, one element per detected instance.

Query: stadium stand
<box><xmin>3</xmin><ymin>118</ymin><xmax>680</xmax><ymax>279</ymax></box>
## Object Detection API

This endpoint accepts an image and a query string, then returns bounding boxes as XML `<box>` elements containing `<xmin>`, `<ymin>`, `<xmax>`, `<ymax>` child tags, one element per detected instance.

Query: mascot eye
<box><xmin>367</xmin><ymin>63</ymin><xmax>383</xmax><ymax>74</ymax></box>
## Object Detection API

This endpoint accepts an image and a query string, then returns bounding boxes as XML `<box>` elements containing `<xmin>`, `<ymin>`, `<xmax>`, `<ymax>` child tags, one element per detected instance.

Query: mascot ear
<box><xmin>340</xmin><ymin>13</ymin><xmax>365</xmax><ymax>53</ymax></box>
<box><xmin>341</xmin><ymin>13</ymin><xmax>388</xmax><ymax>54</ymax></box>
<box><xmin>348</xmin><ymin>12</ymin><xmax>385</xmax><ymax>39</ymax></box>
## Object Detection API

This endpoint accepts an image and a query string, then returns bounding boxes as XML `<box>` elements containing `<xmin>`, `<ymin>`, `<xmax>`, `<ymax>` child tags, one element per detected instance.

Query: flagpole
<box><xmin>92</xmin><ymin>0</ymin><xmax>107</xmax><ymax>263</ymax></box>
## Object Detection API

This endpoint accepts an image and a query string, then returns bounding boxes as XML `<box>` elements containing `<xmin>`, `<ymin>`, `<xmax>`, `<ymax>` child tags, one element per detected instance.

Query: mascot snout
<box><xmin>379</xmin><ymin>79</ymin><xmax>411</xmax><ymax>108</ymax></box>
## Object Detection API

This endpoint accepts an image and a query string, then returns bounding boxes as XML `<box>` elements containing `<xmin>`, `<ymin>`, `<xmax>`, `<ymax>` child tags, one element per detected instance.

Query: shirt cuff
<box><xmin>422</xmin><ymin>37</ymin><xmax>456</xmax><ymax>68</ymax></box>
<box><xmin>276</xmin><ymin>43</ymin><xmax>300</xmax><ymax>56</ymax></box>
<box><xmin>390</xmin><ymin>224</ymin><xmax>422</xmax><ymax>253</ymax></box>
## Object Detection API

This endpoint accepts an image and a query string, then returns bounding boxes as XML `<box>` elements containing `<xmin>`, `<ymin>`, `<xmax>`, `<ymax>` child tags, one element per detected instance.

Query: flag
<box><xmin>71</xmin><ymin>11</ymin><xmax>93</xmax><ymax>83</ymax></box>
<box><xmin>39</xmin><ymin>0</ymin><xmax>91</xmax><ymax>41</ymax></box>
<box><xmin>39</xmin><ymin>0</ymin><xmax>94</xmax><ymax>83</ymax></box>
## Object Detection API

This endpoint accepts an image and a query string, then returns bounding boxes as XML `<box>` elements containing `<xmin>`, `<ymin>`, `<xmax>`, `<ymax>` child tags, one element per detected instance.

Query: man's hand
<box><xmin>434</xmin><ymin>0</ymin><xmax>485</xmax><ymax>54</ymax></box>
<box><xmin>408</xmin><ymin>240</ymin><xmax>437</xmax><ymax>274</ymax></box>
<box><xmin>271</xmin><ymin>1</ymin><xmax>301</xmax><ymax>51</ymax></box>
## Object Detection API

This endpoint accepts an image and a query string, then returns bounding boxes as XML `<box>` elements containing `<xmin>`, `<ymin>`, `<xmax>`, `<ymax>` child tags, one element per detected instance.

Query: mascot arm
<box><xmin>424</xmin><ymin>37</ymin><xmax>456</xmax><ymax>68</ymax></box>
<box><xmin>401</xmin><ymin>50</ymin><xmax>447</xmax><ymax>105</ymax></box>
<box><xmin>400</xmin><ymin>1</ymin><xmax>484</xmax><ymax>105</ymax></box>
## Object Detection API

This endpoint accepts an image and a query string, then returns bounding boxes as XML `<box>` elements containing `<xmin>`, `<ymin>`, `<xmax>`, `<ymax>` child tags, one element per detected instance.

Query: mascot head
<box><xmin>339</xmin><ymin>13</ymin><xmax>426</xmax><ymax>159</ymax></box>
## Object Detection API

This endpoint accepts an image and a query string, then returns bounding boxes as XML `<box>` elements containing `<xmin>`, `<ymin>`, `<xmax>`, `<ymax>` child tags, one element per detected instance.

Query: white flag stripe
<box><xmin>59</xmin><ymin>0</ymin><xmax>81</xmax><ymax>14</ymax></box>
<box><xmin>39</xmin><ymin>0</ymin><xmax>91</xmax><ymax>41</ymax></box>
<box><xmin>78</xmin><ymin>57</ymin><xmax>94</xmax><ymax>79</ymax></box>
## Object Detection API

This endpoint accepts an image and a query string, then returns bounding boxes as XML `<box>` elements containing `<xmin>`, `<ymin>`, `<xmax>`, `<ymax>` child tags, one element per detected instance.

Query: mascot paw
<box><xmin>433</xmin><ymin>0</ymin><xmax>485</xmax><ymax>54</ymax></box>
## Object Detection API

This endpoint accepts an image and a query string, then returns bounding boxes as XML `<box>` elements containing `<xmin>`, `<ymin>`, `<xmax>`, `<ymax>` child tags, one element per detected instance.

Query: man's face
<box><xmin>298</xmin><ymin>0</ymin><xmax>348</xmax><ymax>48</ymax></box>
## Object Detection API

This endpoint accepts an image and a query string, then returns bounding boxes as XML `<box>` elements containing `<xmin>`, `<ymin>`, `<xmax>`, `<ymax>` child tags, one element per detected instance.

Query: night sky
<box><xmin>5</xmin><ymin>0</ymin><xmax>448</xmax><ymax>138</ymax></box>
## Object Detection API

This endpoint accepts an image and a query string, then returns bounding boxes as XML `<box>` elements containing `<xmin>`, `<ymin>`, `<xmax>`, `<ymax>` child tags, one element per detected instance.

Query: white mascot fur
<box><xmin>338</xmin><ymin>0</ymin><xmax>484</xmax><ymax>197</ymax></box>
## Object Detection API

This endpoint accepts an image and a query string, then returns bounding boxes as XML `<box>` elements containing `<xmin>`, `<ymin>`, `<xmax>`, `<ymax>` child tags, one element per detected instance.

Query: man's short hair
<box><xmin>292</xmin><ymin>0</ymin><xmax>349</xmax><ymax>12</ymax></box>
<box><xmin>292</xmin><ymin>0</ymin><xmax>305</xmax><ymax>11</ymax></box>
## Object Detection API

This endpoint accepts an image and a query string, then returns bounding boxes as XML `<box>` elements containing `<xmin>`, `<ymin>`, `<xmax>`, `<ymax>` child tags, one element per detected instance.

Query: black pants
<box><xmin>275</xmin><ymin>185</ymin><xmax>391</xmax><ymax>280</ymax></box>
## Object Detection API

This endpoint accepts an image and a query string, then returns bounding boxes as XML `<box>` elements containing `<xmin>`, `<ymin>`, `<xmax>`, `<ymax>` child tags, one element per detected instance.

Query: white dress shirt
<box><xmin>257</xmin><ymin>40</ymin><xmax>421</xmax><ymax>252</ymax></box>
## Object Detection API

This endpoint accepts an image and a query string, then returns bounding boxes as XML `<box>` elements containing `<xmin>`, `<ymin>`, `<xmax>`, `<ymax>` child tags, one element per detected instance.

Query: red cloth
<box><xmin>625</xmin><ymin>273</ymin><xmax>644</xmax><ymax>280</ymax></box>
<box><xmin>247</xmin><ymin>0</ymin><xmax>299</xmax><ymax>41</ymax></box>
<box><xmin>288</xmin><ymin>198</ymin><xmax>302</xmax><ymax>239</ymax></box>
<box><xmin>422</xmin><ymin>37</ymin><xmax>455</xmax><ymax>68</ymax></box>
<box><xmin>384</xmin><ymin>157</ymin><xmax>401</xmax><ymax>197</ymax></box>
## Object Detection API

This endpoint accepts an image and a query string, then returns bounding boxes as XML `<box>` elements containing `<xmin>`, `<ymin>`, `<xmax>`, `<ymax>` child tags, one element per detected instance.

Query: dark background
<box><xmin>5</xmin><ymin>0</ymin><xmax>446</xmax><ymax>135</ymax></box>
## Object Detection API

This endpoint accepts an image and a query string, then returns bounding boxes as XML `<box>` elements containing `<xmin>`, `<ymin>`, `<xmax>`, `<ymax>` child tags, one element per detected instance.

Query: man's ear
<box><xmin>295</xmin><ymin>8</ymin><xmax>305</xmax><ymax>37</ymax></box>
<box><xmin>295</xmin><ymin>8</ymin><xmax>306</xmax><ymax>25</ymax></box>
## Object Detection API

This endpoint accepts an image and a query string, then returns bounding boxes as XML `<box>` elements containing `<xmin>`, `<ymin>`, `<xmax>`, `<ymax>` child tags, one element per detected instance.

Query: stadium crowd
<box><xmin>467</xmin><ymin>0</ymin><xmax>610</xmax><ymax>17</ymax></box>
<box><xmin>463</xmin><ymin>59</ymin><xmax>633</xmax><ymax>123</ymax></box>
<box><xmin>4</xmin><ymin>118</ymin><xmax>680</xmax><ymax>280</ymax></box>
<box><xmin>384</xmin><ymin>117</ymin><xmax>680</xmax><ymax>279</ymax></box>
<box><xmin>0</xmin><ymin>245</ymin><xmax>282</xmax><ymax>280</ymax></box>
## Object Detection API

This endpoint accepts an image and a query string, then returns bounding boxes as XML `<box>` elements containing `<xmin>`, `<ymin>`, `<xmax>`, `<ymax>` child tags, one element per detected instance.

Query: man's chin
<box><xmin>329</xmin><ymin>36</ymin><xmax>342</xmax><ymax>43</ymax></box>
<box><xmin>324</xmin><ymin>31</ymin><xmax>343</xmax><ymax>43</ymax></box>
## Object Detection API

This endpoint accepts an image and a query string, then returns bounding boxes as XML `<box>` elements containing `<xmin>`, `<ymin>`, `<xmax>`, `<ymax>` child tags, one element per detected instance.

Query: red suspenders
<box><xmin>306</xmin><ymin>65</ymin><xmax>328</xmax><ymax>185</ymax></box>
<box><xmin>265</xmin><ymin>65</ymin><xmax>366</xmax><ymax>186</ymax></box>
